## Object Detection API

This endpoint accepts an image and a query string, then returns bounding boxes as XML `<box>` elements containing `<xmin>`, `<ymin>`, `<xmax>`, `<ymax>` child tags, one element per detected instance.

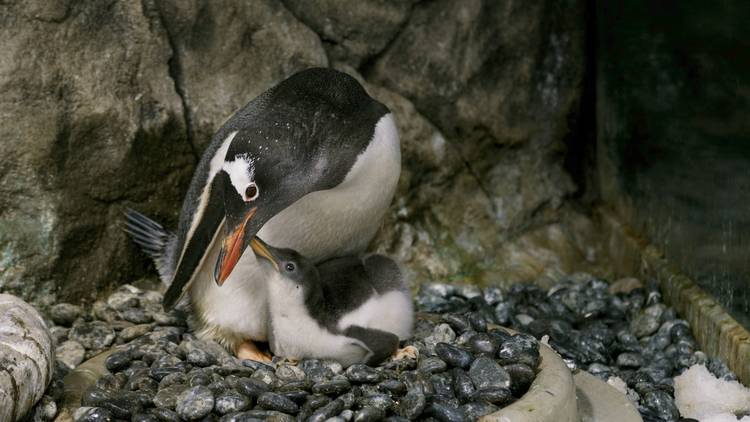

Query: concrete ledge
<box><xmin>482</xmin><ymin>342</ymin><xmax>577</xmax><ymax>422</ymax></box>
<box><xmin>599</xmin><ymin>207</ymin><xmax>750</xmax><ymax>385</ymax></box>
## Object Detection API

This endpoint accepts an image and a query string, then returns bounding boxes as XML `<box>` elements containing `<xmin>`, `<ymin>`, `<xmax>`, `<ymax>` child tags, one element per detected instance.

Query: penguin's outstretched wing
<box><xmin>343</xmin><ymin>325</ymin><xmax>400</xmax><ymax>366</ymax></box>
<box><xmin>123</xmin><ymin>209</ymin><xmax>177</xmax><ymax>284</ymax></box>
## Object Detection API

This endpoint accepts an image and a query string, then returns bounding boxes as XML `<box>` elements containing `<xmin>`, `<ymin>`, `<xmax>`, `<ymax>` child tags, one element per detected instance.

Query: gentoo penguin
<box><xmin>125</xmin><ymin>68</ymin><xmax>401</xmax><ymax>361</ymax></box>
<box><xmin>249</xmin><ymin>236</ymin><xmax>413</xmax><ymax>366</ymax></box>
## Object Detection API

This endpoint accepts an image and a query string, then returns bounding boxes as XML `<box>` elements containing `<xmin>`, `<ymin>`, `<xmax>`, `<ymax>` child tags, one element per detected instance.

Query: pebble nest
<box><xmin>27</xmin><ymin>274</ymin><xmax>739</xmax><ymax>422</ymax></box>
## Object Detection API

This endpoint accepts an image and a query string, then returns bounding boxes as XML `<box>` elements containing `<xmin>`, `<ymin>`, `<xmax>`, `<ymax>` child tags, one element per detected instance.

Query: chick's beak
<box><xmin>214</xmin><ymin>207</ymin><xmax>257</xmax><ymax>285</ymax></box>
<box><xmin>250</xmin><ymin>237</ymin><xmax>279</xmax><ymax>271</ymax></box>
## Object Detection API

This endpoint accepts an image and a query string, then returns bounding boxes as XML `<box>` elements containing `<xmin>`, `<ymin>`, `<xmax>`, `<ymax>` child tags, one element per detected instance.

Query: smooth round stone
<box><xmin>186</xmin><ymin>348</ymin><xmax>217</xmax><ymax>367</ymax></box>
<box><xmin>467</xmin><ymin>313</ymin><xmax>488</xmax><ymax>332</ymax></box>
<box><xmin>236</xmin><ymin>377</ymin><xmax>270</xmax><ymax>397</ymax></box>
<box><xmin>429</xmin><ymin>324</ymin><xmax>457</xmax><ymax>344</ymax></box>
<box><xmin>483</xmin><ymin>287</ymin><xmax>504</xmax><ymax>306</ymax></box>
<box><xmin>418</xmin><ymin>356</ymin><xmax>448</xmax><ymax>374</ymax></box>
<box><xmin>280</xmin><ymin>390</ymin><xmax>308</xmax><ymax>404</ymax></box>
<box><xmin>354</xmin><ymin>406</ymin><xmax>385</xmax><ymax>422</ymax></box>
<box><xmin>312</xmin><ymin>378</ymin><xmax>351</xmax><ymax>395</ymax></box>
<box><xmin>617</xmin><ymin>353</ymin><xmax>644</xmax><ymax>368</ymax></box>
<box><xmin>120</xmin><ymin>324</ymin><xmax>153</xmax><ymax>342</ymax></box>
<box><xmin>422</xmin><ymin>283</ymin><xmax>457</xmax><ymax>298</ymax></box>
<box><xmin>153</xmin><ymin>384</ymin><xmax>188</xmax><ymax>409</ymax></box>
<box><xmin>175</xmin><ymin>385</ymin><xmax>214</xmax><ymax>420</ymax></box>
<box><xmin>496</xmin><ymin>335</ymin><xmax>539</xmax><ymax>368</ymax></box>
<box><xmin>105</xmin><ymin>350</ymin><xmax>132</xmax><ymax>372</ymax></box>
<box><xmin>346</xmin><ymin>364</ymin><xmax>382</xmax><ymax>383</ymax></box>
<box><xmin>467</xmin><ymin>333</ymin><xmax>497</xmax><ymax>355</ymax></box>
<box><xmin>503</xmin><ymin>363</ymin><xmax>535</xmax><ymax>396</ymax></box>
<box><xmin>120</xmin><ymin>307</ymin><xmax>153</xmax><ymax>324</ymax></box>
<box><xmin>149</xmin><ymin>407</ymin><xmax>180</xmax><ymax>421</ymax></box>
<box><xmin>473</xmin><ymin>387</ymin><xmax>513</xmax><ymax>405</ymax></box>
<box><xmin>214</xmin><ymin>390</ymin><xmax>251</xmax><ymax>414</ymax></box>
<box><xmin>358</xmin><ymin>393</ymin><xmax>394</xmax><ymax>411</ymax></box>
<box><xmin>250</xmin><ymin>368</ymin><xmax>277</xmax><ymax>387</ymax></box>
<box><xmin>494</xmin><ymin>302</ymin><xmax>513</xmax><ymax>325</ymax></box>
<box><xmin>430</xmin><ymin>372</ymin><xmax>455</xmax><ymax>399</ymax></box>
<box><xmin>299</xmin><ymin>360</ymin><xmax>333</xmax><ymax>383</ymax></box>
<box><xmin>426</xmin><ymin>402</ymin><xmax>465</xmax><ymax>422</ymax></box>
<box><xmin>642</xmin><ymin>389</ymin><xmax>679</xmax><ymax>421</ymax></box>
<box><xmin>132</xmin><ymin>413</ymin><xmax>159</xmax><ymax>422</ymax></box>
<box><xmin>340</xmin><ymin>409</ymin><xmax>354</xmax><ymax>421</ymax></box>
<box><xmin>396</xmin><ymin>391</ymin><xmax>425</xmax><ymax>419</ymax></box>
<box><xmin>276</xmin><ymin>364</ymin><xmax>306</xmax><ymax>382</ymax></box>
<box><xmin>442</xmin><ymin>314</ymin><xmax>471</xmax><ymax>334</ymax></box>
<box><xmin>56</xmin><ymin>340</ymin><xmax>86</xmax><ymax>370</ymax></box>
<box><xmin>457</xmin><ymin>285</ymin><xmax>482</xmax><ymax>300</ymax></box>
<box><xmin>75</xmin><ymin>407</ymin><xmax>114</xmax><ymax>422</ymax></box>
<box><xmin>435</xmin><ymin>343</ymin><xmax>473</xmax><ymax>369</ymax></box>
<box><xmin>233</xmin><ymin>410</ymin><xmax>294</xmax><ymax>421</ymax></box>
<box><xmin>70</xmin><ymin>321</ymin><xmax>116</xmax><ymax>350</ymax></box>
<box><xmin>378</xmin><ymin>379</ymin><xmax>406</xmax><ymax>395</ymax></box>
<box><xmin>81</xmin><ymin>387</ymin><xmax>111</xmax><ymax>407</ymax></box>
<box><xmin>257</xmin><ymin>392</ymin><xmax>299</xmax><ymax>414</ymax></box>
<box><xmin>630</xmin><ymin>313</ymin><xmax>660</xmax><ymax>338</ymax></box>
<box><xmin>50</xmin><ymin>303</ymin><xmax>82</xmax><ymax>326</ymax></box>
<box><xmin>452</xmin><ymin>370</ymin><xmax>476</xmax><ymax>403</ymax></box>
<box><xmin>308</xmin><ymin>398</ymin><xmax>345</xmax><ymax>422</ymax></box>
<box><xmin>469</xmin><ymin>357</ymin><xmax>510</xmax><ymax>389</ymax></box>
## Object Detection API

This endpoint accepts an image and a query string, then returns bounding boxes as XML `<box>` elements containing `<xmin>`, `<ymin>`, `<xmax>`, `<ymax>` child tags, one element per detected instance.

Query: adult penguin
<box><xmin>125</xmin><ymin>68</ymin><xmax>401</xmax><ymax>361</ymax></box>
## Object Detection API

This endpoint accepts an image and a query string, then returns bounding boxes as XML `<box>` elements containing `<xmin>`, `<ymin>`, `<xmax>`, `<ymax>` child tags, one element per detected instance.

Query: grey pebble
<box><xmin>69</xmin><ymin>321</ymin><xmax>116</xmax><ymax>351</ymax></box>
<box><xmin>175</xmin><ymin>385</ymin><xmax>214</xmax><ymax>420</ymax></box>
<box><xmin>346</xmin><ymin>364</ymin><xmax>382</xmax><ymax>383</ymax></box>
<box><xmin>257</xmin><ymin>392</ymin><xmax>299</xmax><ymax>414</ymax></box>
<box><xmin>50</xmin><ymin>303</ymin><xmax>82</xmax><ymax>326</ymax></box>
<box><xmin>469</xmin><ymin>356</ymin><xmax>510</xmax><ymax>389</ymax></box>
<box><xmin>153</xmin><ymin>384</ymin><xmax>188</xmax><ymax>409</ymax></box>
<box><xmin>417</xmin><ymin>356</ymin><xmax>447</xmax><ymax>374</ymax></box>
<box><xmin>435</xmin><ymin>342</ymin><xmax>473</xmax><ymax>369</ymax></box>
<box><xmin>214</xmin><ymin>389</ymin><xmax>251</xmax><ymax>414</ymax></box>
<box><xmin>56</xmin><ymin>340</ymin><xmax>86</xmax><ymax>370</ymax></box>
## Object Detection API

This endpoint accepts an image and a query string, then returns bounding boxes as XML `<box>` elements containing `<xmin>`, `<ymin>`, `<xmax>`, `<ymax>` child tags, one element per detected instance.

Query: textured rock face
<box><xmin>1</xmin><ymin>0</ymin><xmax>587</xmax><ymax>302</ymax></box>
<box><xmin>0</xmin><ymin>294</ymin><xmax>54</xmax><ymax>421</ymax></box>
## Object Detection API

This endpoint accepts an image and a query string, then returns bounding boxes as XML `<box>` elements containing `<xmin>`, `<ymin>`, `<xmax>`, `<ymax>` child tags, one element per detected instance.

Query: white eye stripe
<box><xmin>223</xmin><ymin>153</ymin><xmax>257</xmax><ymax>200</ymax></box>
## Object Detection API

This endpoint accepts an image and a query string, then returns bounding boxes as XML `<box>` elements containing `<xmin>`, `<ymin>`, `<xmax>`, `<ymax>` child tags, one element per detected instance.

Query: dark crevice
<box><xmin>358</xmin><ymin>1</ymin><xmax>420</xmax><ymax>77</ymax></box>
<box><xmin>563</xmin><ymin>0</ymin><xmax>598</xmax><ymax>203</ymax></box>
<box><xmin>150</xmin><ymin>1</ymin><xmax>199</xmax><ymax>163</ymax></box>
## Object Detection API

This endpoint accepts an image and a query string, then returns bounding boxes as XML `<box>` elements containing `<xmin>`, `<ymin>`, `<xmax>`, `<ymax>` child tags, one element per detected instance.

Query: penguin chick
<box><xmin>250</xmin><ymin>237</ymin><xmax>413</xmax><ymax>367</ymax></box>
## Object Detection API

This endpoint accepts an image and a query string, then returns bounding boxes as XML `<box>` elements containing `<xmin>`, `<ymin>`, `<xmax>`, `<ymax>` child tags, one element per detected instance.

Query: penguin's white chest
<box><xmin>190</xmin><ymin>114</ymin><xmax>401</xmax><ymax>343</ymax></box>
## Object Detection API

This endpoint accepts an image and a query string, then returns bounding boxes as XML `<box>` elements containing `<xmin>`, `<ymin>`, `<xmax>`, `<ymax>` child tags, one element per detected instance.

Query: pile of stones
<box><xmin>28</xmin><ymin>274</ymin><xmax>737</xmax><ymax>422</ymax></box>
<box><xmin>32</xmin><ymin>284</ymin><xmax>540</xmax><ymax>421</ymax></box>
<box><xmin>416</xmin><ymin>275</ymin><xmax>737</xmax><ymax>422</ymax></box>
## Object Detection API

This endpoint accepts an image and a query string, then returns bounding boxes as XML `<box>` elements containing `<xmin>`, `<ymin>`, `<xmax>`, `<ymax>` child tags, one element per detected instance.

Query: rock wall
<box><xmin>0</xmin><ymin>0</ymin><xmax>590</xmax><ymax>304</ymax></box>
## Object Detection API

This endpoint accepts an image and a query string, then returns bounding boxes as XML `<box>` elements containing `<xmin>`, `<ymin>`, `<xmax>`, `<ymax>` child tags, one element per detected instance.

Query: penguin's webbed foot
<box><xmin>236</xmin><ymin>340</ymin><xmax>273</xmax><ymax>363</ymax></box>
<box><xmin>391</xmin><ymin>345</ymin><xmax>419</xmax><ymax>361</ymax></box>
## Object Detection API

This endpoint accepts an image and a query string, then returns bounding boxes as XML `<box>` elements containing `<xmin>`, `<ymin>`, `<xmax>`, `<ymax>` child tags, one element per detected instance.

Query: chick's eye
<box><xmin>285</xmin><ymin>263</ymin><xmax>296</xmax><ymax>272</ymax></box>
<box><xmin>245</xmin><ymin>183</ymin><xmax>259</xmax><ymax>201</ymax></box>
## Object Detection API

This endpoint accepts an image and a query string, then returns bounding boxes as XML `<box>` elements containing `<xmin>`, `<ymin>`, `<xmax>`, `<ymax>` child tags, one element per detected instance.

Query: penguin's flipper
<box><xmin>162</xmin><ymin>172</ymin><xmax>227</xmax><ymax>310</ymax></box>
<box><xmin>343</xmin><ymin>325</ymin><xmax>400</xmax><ymax>366</ymax></box>
<box><xmin>123</xmin><ymin>209</ymin><xmax>177</xmax><ymax>284</ymax></box>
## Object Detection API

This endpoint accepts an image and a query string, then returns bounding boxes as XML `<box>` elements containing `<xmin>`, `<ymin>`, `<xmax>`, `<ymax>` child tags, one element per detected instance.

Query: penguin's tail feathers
<box><xmin>123</xmin><ymin>208</ymin><xmax>176</xmax><ymax>285</ymax></box>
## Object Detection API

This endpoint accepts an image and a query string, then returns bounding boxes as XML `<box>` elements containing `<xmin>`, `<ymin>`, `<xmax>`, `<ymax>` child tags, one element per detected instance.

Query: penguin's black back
<box><xmin>171</xmin><ymin>68</ymin><xmax>389</xmax><ymax>280</ymax></box>
<box><xmin>304</xmin><ymin>254</ymin><xmax>406</xmax><ymax>331</ymax></box>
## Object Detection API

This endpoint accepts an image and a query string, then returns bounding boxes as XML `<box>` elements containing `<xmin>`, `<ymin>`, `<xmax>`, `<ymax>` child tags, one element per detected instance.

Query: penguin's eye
<box><xmin>285</xmin><ymin>263</ymin><xmax>296</xmax><ymax>272</ymax></box>
<box><xmin>244</xmin><ymin>183</ymin><xmax>259</xmax><ymax>202</ymax></box>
